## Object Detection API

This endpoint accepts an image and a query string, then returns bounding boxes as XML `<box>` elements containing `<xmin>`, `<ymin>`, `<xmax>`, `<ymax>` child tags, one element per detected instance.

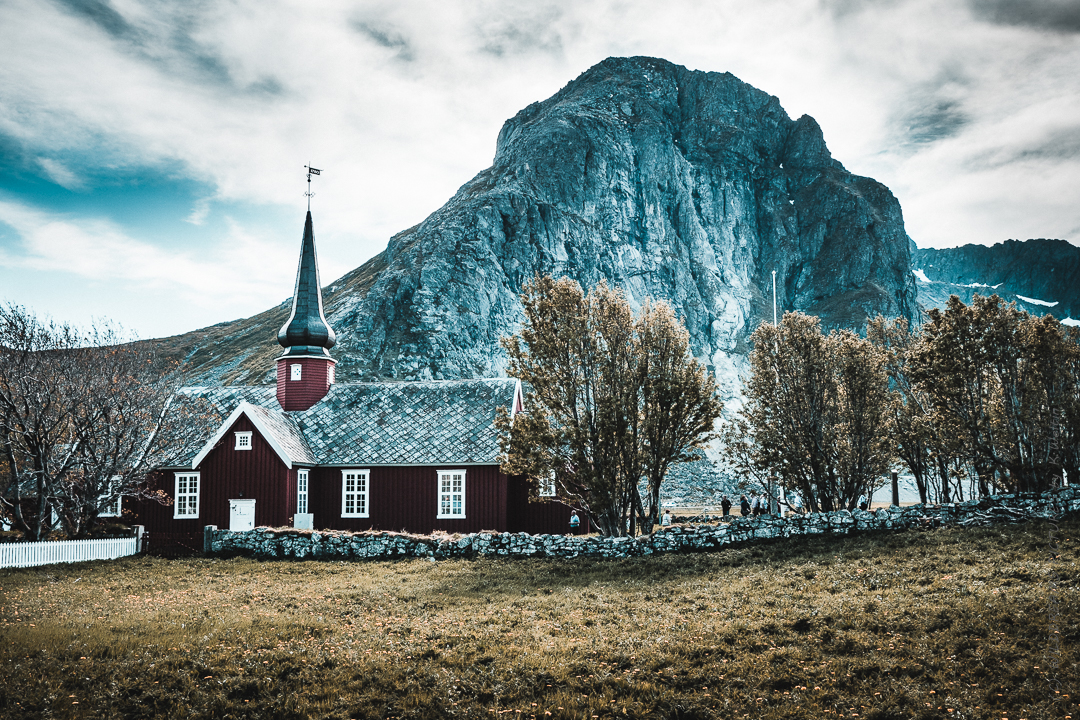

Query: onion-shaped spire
<box><xmin>278</xmin><ymin>211</ymin><xmax>336</xmax><ymax>357</ymax></box>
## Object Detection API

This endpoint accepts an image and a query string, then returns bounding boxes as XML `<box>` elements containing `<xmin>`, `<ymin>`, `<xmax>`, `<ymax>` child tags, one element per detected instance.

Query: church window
<box><xmin>437</xmin><ymin>470</ymin><xmax>466</xmax><ymax>518</ymax></box>
<box><xmin>538</xmin><ymin>472</ymin><xmax>556</xmax><ymax>497</ymax></box>
<box><xmin>341</xmin><ymin>469</ymin><xmax>369</xmax><ymax>518</ymax></box>
<box><xmin>297</xmin><ymin>469</ymin><xmax>309</xmax><ymax>514</ymax></box>
<box><xmin>174</xmin><ymin>473</ymin><xmax>200</xmax><ymax>519</ymax></box>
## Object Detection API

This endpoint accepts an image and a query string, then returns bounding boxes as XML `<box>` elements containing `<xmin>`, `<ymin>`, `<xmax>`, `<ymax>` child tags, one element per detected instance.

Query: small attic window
<box><xmin>328</xmin><ymin>364</ymin><xmax>335</xmax><ymax>384</ymax></box>
<box><xmin>235</xmin><ymin>431</ymin><xmax>253</xmax><ymax>450</ymax></box>
<box><xmin>291</xmin><ymin>364</ymin><xmax>302</xmax><ymax>381</ymax></box>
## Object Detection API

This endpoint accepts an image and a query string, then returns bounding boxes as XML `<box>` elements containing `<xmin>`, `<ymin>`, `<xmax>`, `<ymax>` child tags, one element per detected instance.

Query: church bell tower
<box><xmin>276</xmin><ymin>208</ymin><xmax>337</xmax><ymax>411</ymax></box>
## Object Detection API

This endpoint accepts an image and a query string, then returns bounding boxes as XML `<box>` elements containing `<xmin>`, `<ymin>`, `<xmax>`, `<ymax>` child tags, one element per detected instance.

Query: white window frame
<box><xmin>297</xmin><ymin>469</ymin><xmax>309</xmax><ymax>515</ymax></box>
<box><xmin>437</xmin><ymin>469</ymin><xmax>466</xmax><ymax>519</ymax></box>
<box><xmin>328</xmin><ymin>364</ymin><xmax>335</xmax><ymax>384</ymax></box>
<box><xmin>98</xmin><ymin>494</ymin><xmax>122</xmax><ymax>517</ymax></box>
<box><xmin>290</xmin><ymin>363</ymin><xmax>303</xmax><ymax>381</ymax></box>
<box><xmin>97</xmin><ymin>475</ymin><xmax>122</xmax><ymax>517</ymax></box>
<box><xmin>234</xmin><ymin>431</ymin><xmax>253</xmax><ymax>450</ymax></box>
<box><xmin>538</xmin><ymin>472</ymin><xmax>556</xmax><ymax>497</ymax></box>
<box><xmin>341</xmin><ymin>469</ymin><xmax>369</xmax><ymax>518</ymax></box>
<box><xmin>174</xmin><ymin>472</ymin><xmax>200</xmax><ymax>519</ymax></box>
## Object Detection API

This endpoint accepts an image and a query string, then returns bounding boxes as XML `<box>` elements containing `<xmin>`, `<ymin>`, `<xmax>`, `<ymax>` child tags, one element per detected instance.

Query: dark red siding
<box><xmin>307</xmin><ymin>464</ymin><xmax>509</xmax><ymax>534</ymax></box>
<box><xmin>128</xmin><ymin>471</ymin><xmax>204</xmax><ymax>554</ymax></box>
<box><xmin>132</xmin><ymin>420</ymin><xmax>581</xmax><ymax>544</ymax></box>
<box><xmin>276</xmin><ymin>357</ymin><xmax>335</xmax><ymax>410</ymax></box>
<box><xmin>505</xmin><ymin>475</ymin><xmax>588</xmax><ymax>535</ymax></box>
<box><xmin>129</xmin><ymin>415</ymin><xmax>292</xmax><ymax>546</ymax></box>
<box><xmin>197</xmin><ymin>415</ymin><xmax>292</xmax><ymax>529</ymax></box>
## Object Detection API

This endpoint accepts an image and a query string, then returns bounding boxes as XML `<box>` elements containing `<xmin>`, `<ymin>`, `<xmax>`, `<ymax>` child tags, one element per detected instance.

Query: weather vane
<box><xmin>304</xmin><ymin>164</ymin><xmax>321</xmax><ymax>210</ymax></box>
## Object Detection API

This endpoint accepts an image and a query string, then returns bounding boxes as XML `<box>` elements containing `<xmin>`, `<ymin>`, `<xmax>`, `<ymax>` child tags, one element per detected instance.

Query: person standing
<box><xmin>740</xmin><ymin>495</ymin><xmax>751</xmax><ymax>516</ymax></box>
<box><xmin>569</xmin><ymin>510</ymin><xmax>581</xmax><ymax>534</ymax></box>
<box><xmin>791</xmin><ymin>492</ymin><xmax>804</xmax><ymax>514</ymax></box>
<box><xmin>721</xmin><ymin>495</ymin><xmax>732</xmax><ymax>517</ymax></box>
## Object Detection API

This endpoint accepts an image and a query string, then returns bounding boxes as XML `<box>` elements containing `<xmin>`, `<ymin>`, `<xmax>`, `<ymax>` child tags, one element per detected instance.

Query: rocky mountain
<box><xmin>913</xmin><ymin>239</ymin><xmax>1080</xmax><ymax>324</ymax></box>
<box><xmin>163</xmin><ymin>56</ymin><xmax>918</xmax><ymax>397</ymax></box>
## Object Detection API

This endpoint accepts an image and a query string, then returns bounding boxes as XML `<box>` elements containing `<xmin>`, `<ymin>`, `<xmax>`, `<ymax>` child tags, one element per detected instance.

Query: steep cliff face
<box><xmin>914</xmin><ymin>240</ymin><xmax>1080</xmax><ymax>322</ymax></box>
<box><xmin>166</xmin><ymin>57</ymin><xmax>917</xmax><ymax>391</ymax></box>
<box><xmin>328</xmin><ymin>57</ymin><xmax>916</xmax><ymax>387</ymax></box>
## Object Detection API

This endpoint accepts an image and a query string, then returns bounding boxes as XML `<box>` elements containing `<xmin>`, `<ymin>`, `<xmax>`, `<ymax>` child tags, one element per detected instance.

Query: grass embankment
<box><xmin>1</xmin><ymin>520</ymin><xmax>1077</xmax><ymax>720</ymax></box>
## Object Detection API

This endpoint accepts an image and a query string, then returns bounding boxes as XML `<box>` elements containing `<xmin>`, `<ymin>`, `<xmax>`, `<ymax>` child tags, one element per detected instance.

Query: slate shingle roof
<box><xmin>177</xmin><ymin>379</ymin><xmax>517</xmax><ymax>467</ymax></box>
<box><xmin>243</xmin><ymin>403</ymin><xmax>318</xmax><ymax>466</ymax></box>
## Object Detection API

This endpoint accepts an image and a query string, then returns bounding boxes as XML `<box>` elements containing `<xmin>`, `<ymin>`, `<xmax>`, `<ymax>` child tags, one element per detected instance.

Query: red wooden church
<box><xmin>131</xmin><ymin>210</ymin><xmax>576</xmax><ymax>552</ymax></box>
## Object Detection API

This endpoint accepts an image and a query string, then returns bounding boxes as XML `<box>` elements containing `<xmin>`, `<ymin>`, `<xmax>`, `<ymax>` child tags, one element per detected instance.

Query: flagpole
<box><xmin>772</xmin><ymin>270</ymin><xmax>777</xmax><ymax>326</ymax></box>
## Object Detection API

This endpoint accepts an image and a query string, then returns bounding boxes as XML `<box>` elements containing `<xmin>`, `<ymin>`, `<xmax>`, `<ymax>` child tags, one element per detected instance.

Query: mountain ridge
<box><xmin>160</xmin><ymin>56</ymin><xmax>921</xmax><ymax>391</ymax></box>
<box><xmin>913</xmin><ymin>239</ymin><xmax>1080</xmax><ymax>323</ymax></box>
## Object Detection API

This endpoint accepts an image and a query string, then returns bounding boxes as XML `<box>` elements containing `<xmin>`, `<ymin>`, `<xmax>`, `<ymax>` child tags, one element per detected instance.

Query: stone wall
<box><xmin>205</xmin><ymin>487</ymin><xmax>1080</xmax><ymax>561</ymax></box>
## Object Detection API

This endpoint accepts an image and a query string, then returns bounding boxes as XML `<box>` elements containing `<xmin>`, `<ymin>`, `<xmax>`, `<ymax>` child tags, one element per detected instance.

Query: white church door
<box><xmin>229</xmin><ymin>499</ymin><xmax>256</xmax><ymax>531</ymax></box>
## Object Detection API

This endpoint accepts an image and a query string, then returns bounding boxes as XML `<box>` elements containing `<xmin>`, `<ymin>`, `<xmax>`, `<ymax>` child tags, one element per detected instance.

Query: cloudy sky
<box><xmin>2</xmin><ymin>0</ymin><xmax>1079</xmax><ymax>339</ymax></box>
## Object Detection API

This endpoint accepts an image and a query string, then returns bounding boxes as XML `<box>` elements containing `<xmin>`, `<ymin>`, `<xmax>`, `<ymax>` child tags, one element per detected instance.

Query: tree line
<box><xmin>8</xmin><ymin>283</ymin><xmax>1071</xmax><ymax>542</ymax></box>
<box><xmin>724</xmin><ymin>295</ymin><xmax>1080</xmax><ymax>511</ymax></box>
<box><xmin>0</xmin><ymin>304</ymin><xmax>211</xmax><ymax>540</ymax></box>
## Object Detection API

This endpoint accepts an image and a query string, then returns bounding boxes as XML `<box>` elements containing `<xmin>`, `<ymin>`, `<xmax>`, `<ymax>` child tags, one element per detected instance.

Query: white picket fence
<box><xmin>0</xmin><ymin>536</ymin><xmax>140</xmax><ymax>569</ymax></box>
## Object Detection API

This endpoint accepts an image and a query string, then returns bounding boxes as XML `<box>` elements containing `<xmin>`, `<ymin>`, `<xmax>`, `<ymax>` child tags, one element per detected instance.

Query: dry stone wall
<box><xmin>205</xmin><ymin>487</ymin><xmax>1080</xmax><ymax>561</ymax></box>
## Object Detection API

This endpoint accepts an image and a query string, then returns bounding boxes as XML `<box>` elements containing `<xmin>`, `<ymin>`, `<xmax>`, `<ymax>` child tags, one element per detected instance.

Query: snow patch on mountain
<box><xmin>1016</xmin><ymin>295</ymin><xmax>1058</xmax><ymax>308</ymax></box>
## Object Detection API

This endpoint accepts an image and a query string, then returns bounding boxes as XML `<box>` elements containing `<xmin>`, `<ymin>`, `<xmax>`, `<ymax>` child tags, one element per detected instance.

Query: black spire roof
<box><xmin>278</xmin><ymin>211</ymin><xmax>336</xmax><ymax>357</ymax></box>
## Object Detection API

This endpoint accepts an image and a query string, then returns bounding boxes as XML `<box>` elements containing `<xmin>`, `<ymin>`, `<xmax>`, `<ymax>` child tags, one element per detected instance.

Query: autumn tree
<box><xmin>636</xmin><ymin>300</ymin><xmax>724</xmax><ymax>529</ymax></box>
<box><xmin>0</xmin><ymin>306</ymin><xmax>83</xmax><ymax>539</ymax></box>
<box><xmin>1060</xmin><ymin>326</ymin><xmax>1080</xmax><ymax>485</ymax></box>
<box><xmin>0</xmin><ymin>304</ymin><xmax>209</xmax><ymax>539</ymax></box>
<box><xmin>829</xmin><ymin>328</ymin><xmax>896</xmax><ymax>505</ymax></box>
<box><xmin>726</xmin><ymin>312</ymin><xmax>894</xmax><ymax>512</ymax></box>
<box><xmin>867</xmin><ymin>316</ymin><xmax>961</xmax><ymax>504</ymax></box>
<box><xmin>909</xmin><ymin>295</ymin><xmax>1080</xmax><ymax>493</ymax></box>
<box><xmin>498</xmin><ymin>276</ymin><xmax>722</xmax><ymax>536</ymax></box>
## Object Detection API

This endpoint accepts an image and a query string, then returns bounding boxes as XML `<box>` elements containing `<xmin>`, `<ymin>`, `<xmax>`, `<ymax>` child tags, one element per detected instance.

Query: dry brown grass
<box><xmin>1</xmin><ymin>519</ymin><xmax>1077</xmax><ymax>720</ymax></box>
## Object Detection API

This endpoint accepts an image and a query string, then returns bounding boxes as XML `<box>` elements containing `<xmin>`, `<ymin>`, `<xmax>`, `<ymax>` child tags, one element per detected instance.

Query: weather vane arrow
<box><xmin>304</xmin><ymin>164</ymin><xmax>321</xmax><ymax>209</ymax></box>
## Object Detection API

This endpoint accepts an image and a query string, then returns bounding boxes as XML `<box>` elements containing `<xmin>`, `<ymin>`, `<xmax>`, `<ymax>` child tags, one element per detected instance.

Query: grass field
<box><xmin>1</xmin><ymin>519</ymin><xmax>1077</xmax><ymax>720</ymax></box>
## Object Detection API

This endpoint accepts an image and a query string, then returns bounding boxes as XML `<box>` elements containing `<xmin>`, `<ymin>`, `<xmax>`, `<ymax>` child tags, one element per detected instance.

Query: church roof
<box><xmin>175</xmin><ymin>378</ymin><xmax>520</xmax><ymax>468</ymax></box>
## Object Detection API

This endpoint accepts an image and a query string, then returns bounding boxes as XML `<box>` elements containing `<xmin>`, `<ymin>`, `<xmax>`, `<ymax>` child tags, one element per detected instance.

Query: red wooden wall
<box><xmin>308</xmin><ymin>464</ymin><xmax>508</xmax><ymax>534</ymax></box>
<box><xmin>276</xmin><ymin>357</ymin><xmax>334</xmax><ymax>411</ymax></box>
<box><xmin>197</xmin><ymin>415</ymin><xmax>292</xmax><ymax>528</ymax></box>
<box><xmin>505</xmin><ymin>475</ymin><xmax>585</xmax><ymax>535</ymax></box>
<box><xmin>126</xmin><ymin>472</ymin><xmax>203</xmax><ymax>554</ymax></box>
<box><xmin>129</xmin><ymin>415</ymin><xmax>292</xmax><ymax>549</ymax></box>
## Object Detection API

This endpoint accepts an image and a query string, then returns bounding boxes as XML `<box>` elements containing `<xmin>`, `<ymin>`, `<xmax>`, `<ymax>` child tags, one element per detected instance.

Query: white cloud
<box><xmin>1</xmin><ymin>0</ymin><xmax>1078</xmax><ymax>336</ymax></box>
<box><xmin>185</xmin><ymin>197</ymin><xmax>212</xmax><ymax>226</ymax></box>
<box><xmin>0</xmin><ymin>197</ymin><xmax>294</xmax><ymax>324</ymax></box>
<box><xmin>36</xmin><ymin>158</ymin><xmax>83</xmax><ymax>190</ymax></box>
